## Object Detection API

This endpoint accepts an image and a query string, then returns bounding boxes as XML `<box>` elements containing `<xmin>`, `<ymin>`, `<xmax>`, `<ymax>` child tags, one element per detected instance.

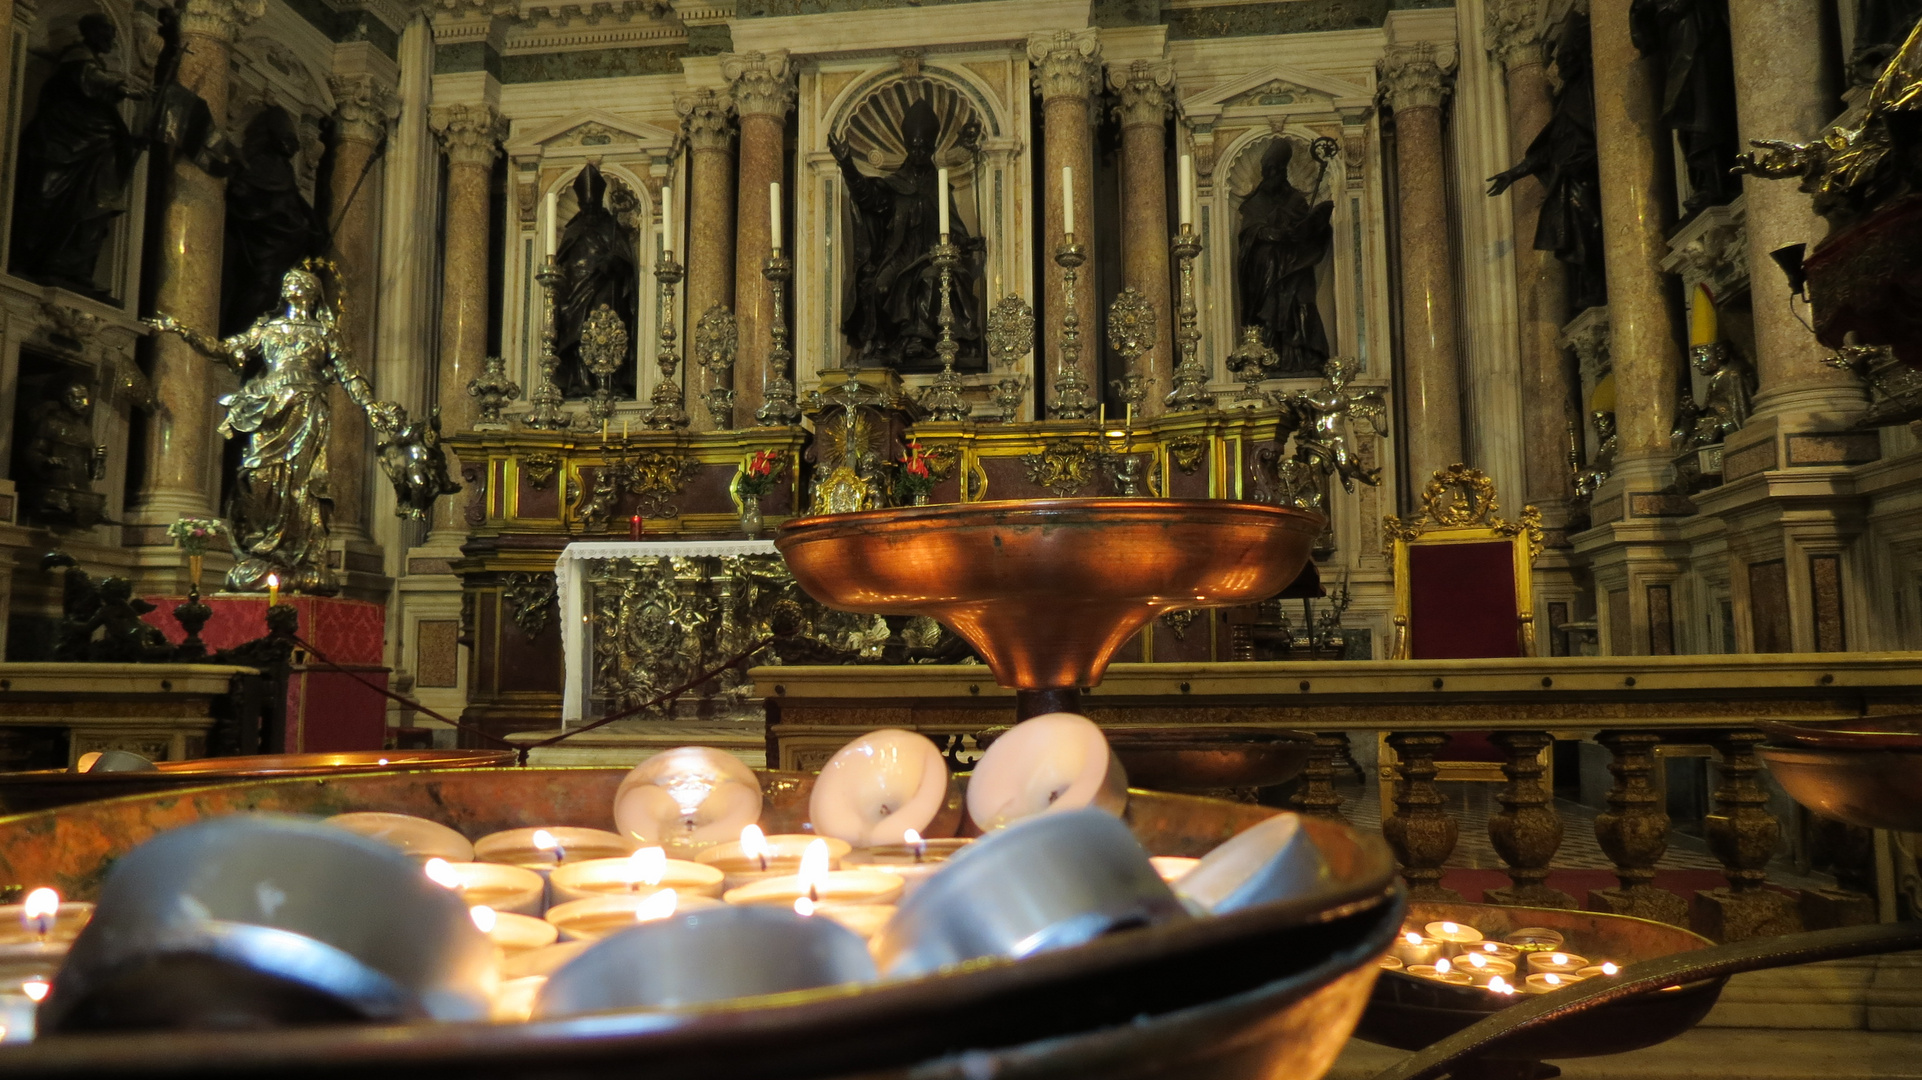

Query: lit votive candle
<box><xmin>809</xmin><ymin>903</ymin><xmax>896</xmax><ymax>941</ymax></box>
<box><xmin>502</xmin><ymin>941</ymin><xmax>590</xmax><ymax>981</ymax></box>
<box><xmin>698</xmin><ymin>826</ymin><xmax>852</xmax><ymax>891</ymax></box>
<box><xmin>1407</xmin><ymin>959</ymin><xmax>1473</xmax><ymax>986</ymax></box>
<box><xmin>1379</xmin><ymin>955</ymin><xmax>1406</xmax><ymax>971</ymax></box>
<box><xmin>1391</xmin><ymin>930</ymin><xmax>1444</xmax><ymax>966</ymax></box>
<box><xmin>0</xmin><ymin>892</ymin><xmax>90</xmax><ymax>951</ymax></box>
<box><xmin>492</xmin><ymin>975</ymin><xmax>546</xmax><ymax>1022</ymax></box>
<box><xmin>1485</xmin><ymin>975</ymin><xmax>1520</xmax><ymax>997</ymax></box>
<box><xmin>325</xmin><ymin>812</ymin><xmax>474</xmax><ymax>863</ymax></box>
<box><xmin>470</xmin><ymin>905</ymin><xmax>558</xmax><ymax>955</ymax></box>
<box><xmin>475</xmin><ymin>827</ymin><xmax>636</xmax><ymax>870</ymax></box>
<box><xmin>548</xmin><ymin>848</ymin><xmax>725</xmax><ymax>904</ymax></box>
<box><xmin>1504</xmin><ymin>926</ymin><xmax>1566</xmax><ymax>953</ymax></box>
<box><xmin>1525</xmin><ymin>971</ymin><xmax>1586</xmax><ymax>994</ymax></box>
<box><xmin>424</xmin><ymin>858</ymin><xmax>546</xmax><ymax>916</ymax></box>
<box><xmin>545</xmin><ymin>889</ymin><xmax>722</xmax><ymax>941</ymax></box>
<box><xmin>1470</xmin><ymin>940</ymin><xmax>1522</xmax><ymax>963</ymax></box>
<box><xmin>1526</xmin><ymin>951</ymin><xmax>1589</xmax><ymax>976</ymax></box>
<box><xmin>1458</xmin><ymin>952</ymin><xmax>1517</xmax><ymax>986</ymax></box>
<box><xmin>1149</xmin><ymin>856</ymin><xmax>1201</xmax><ymax>883</ymax></box>
<box><xmin>723</xmin><ymin>838</ymin><xmax>903</xmax><ymax>909</ymax></box>
<box><xmin>845</xmin><ymin>834</ymin><xmax>972</xmax><ymax>899</ymax></box>
<box><xmin>1425</xmin><ymin>920</ymin><xmax>1484</xmax><ymax>957</ymax></box>
<box><xmin>1576</xmin><ymin>962</ymin><xmax>1621</xmax><ymax>979</ymax></box>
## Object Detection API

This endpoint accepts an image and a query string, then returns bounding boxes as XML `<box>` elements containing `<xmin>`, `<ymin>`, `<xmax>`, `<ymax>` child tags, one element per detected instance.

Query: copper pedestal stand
<box><xmin>775</xmin><ymin>498</ymin><xmax>1325</xmax><ymax>720</ymax></box>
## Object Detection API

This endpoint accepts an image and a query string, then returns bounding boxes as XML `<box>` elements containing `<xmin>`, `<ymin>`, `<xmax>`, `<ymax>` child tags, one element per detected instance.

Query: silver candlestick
<box><xmin>756</xmin><ymin>253</ymin><xmax>802</xmax><ymax>426</ymax></box>
<box><xmin>1106</xmin><ymin>286</ymin><xmax>1156</xmax><ymax>414</ymax></box>
<box><xmin>645</xmin><ymin>253</ymin><xmax>688</xmax><ymax>429</ymax></box>
<box><xmin>1051</xmin><ymin>236</ymin><xmax>1096</xmax><ymax>421</ymax></box>
<box><xmin>922</xmin><ymin>237</ymin><xmax>971</xmax><ymax>422</ymax></box>
<box><xmin>521</xmin><ymin>256</ymin><xmax>568</xmax><ymax>430</ymax></box>
<box><xmin>1165</xmin><ymin>224</ymin><xmax>1215</xmax><ymax>412</ymax></box>
<box><xmin>579</xmin><ymin>304</ymin><xmax>628</xmax><ymax>429</ymax></box>
<box><xmin>695</xmin><ymin>304</ymin><xmax>738</xmax><ymax>429</ymax></box>
<box><xmin>985</xmin><ymin>294</ymin><xmax>1035</xmax><ymax>423</ymax></box>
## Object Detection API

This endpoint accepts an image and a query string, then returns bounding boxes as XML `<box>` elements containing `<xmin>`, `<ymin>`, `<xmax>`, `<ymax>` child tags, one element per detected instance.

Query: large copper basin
<box><xmin>0</xmin><ymin>750</ymin><xmax>517</xmax><ymax>814</ymax></box>
<box><xmin>776</xmin><ymin>499</ymin><xmax>1324</xmax><ymax>691</ymax></box>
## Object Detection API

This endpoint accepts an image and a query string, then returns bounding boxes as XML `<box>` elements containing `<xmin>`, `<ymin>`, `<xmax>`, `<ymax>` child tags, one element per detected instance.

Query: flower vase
<box><xmin>186</xmin><ymin>554</ymin><xmax>204</xmax><ymax>601</ymax></box>
<box><xmin>740</xmin><ymin>500</ymin><xmax>763</xmax><ymax>539</ymax></box>
<box><xmin>913</xmin><ymin>493</ymin><xmax>929</xmax><ymax>506</ymax></box>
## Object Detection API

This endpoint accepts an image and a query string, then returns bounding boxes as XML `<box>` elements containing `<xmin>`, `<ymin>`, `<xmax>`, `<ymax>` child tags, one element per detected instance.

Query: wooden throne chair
<box><xmin>1380</xmin><ymin>464</ymin><xmax>1547</xmax><ymax>817</ymax></box>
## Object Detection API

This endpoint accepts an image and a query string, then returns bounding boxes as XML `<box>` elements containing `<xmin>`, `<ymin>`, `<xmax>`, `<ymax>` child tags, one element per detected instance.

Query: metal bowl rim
<box><xmin>775</xmin><ymin>497</ymin><xmax>1329</xmax><ymax>546</ymax></box>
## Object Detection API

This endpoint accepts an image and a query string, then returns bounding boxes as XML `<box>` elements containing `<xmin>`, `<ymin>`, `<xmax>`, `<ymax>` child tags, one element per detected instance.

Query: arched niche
<box><xmin>1215</xmin><ymin>125</ymin><xmax>1347</xmax><ymax>381</ymax></box>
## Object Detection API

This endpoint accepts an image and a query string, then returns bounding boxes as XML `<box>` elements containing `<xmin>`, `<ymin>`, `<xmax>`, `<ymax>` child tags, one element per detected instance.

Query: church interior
<box><xmin>0</xmin><ymin>0</ymin><xmax>1919</xmax><ymax>1072</ymax></box>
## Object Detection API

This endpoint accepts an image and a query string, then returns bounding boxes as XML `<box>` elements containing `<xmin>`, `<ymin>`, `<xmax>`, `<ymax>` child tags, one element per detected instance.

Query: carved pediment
<box><xmin>1183</xmin><ymin>64</ymin><xmax>1372</xmax><ymax>117</ymax></box>
<box><xmin>509</xmin><ymin>109</ymin><xmax>677</xmax><ymax>154</ymax></box>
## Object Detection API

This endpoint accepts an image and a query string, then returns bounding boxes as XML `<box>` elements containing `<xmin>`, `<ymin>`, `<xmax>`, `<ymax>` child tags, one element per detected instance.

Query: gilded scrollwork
<box><xmin>523</xmin><ymin>453</ymin><xmax>560</xmax><ymax>491</ymax></box>
<box><xmin>627</xmin><ymin>450</ymin><xmax>703</xmax><ymax>519</ymax></box>
<box><xmin>1019</xmin><ymin>438</ymin><xmax>1101</xmax><ymax>498</ymax></box>
<box><xmin>502</xmin><ymin>571</ymin><xmax>558</xmax><ymax>640</ymax></box>
<box><xmin>1168</xmin><ymin>435</ymin><xmax>1207</xmax><ymax>474</ymax></box>
<box><xmin>1384</xmin><ymin>463</ymin><xmax>1544</xmax><ymax>559</ymax></box>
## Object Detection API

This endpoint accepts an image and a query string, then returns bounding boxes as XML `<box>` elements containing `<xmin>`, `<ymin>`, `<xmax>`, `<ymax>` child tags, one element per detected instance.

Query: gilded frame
<box><xmin>1383</xmin><ymin>464</ymin><xmax>1544</xmax><ymax>661</ymax></box>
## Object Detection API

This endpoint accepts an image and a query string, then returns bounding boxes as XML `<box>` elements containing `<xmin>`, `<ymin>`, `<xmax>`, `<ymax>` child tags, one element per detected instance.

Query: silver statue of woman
<box><xmin>148</xmin><ymin>267</ymin><xmax>417</xmax><ymax>594</ymax></box>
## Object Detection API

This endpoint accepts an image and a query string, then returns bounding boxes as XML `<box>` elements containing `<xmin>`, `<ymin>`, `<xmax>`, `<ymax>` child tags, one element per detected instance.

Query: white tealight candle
<box><xmin>473</xmin><ymin>906</ymin><xmax>559</xmax><ymax>955</ymax></box>
<box><xmin>475</xmin><ymin>827</ymin><xmax>636</xmax><ymax>870</ymax></box>
<box><xmin>545</xmin><ymin>191</ymin><xmax>559</xmax><ymax>257</ymax></box>
<box><xmin>770</xmin><ymin>181</ymin><xmax>782</xmax><ymax>255</ymax></box>
<box><xmin>1061</xmin><ymin>165</ymin><xmax>1075</xmax><ymax>236</ymax></box>
<box><xmin>1150</xmin><ymin>856</ymin><xmax>1201</xmax><ymax>883</ymax></box>
<box><xmin>1460</xmin><ymin>952</ymin><xmax>1516</xmax><ymax>987</ymax></box>
<box><xmin>1391</xmin><ymin>930</ymin><xmax>1443</xmax><ymax>966</ymax></box>
<box><xmin>326</xmin><ymin>812</ymin><xmax>474</xmax><ymax>863</ymax></box>
<box><xmin>545</xmin><ymin>890</ymin><xmax>722</xmax><ymax>941</ymax></box>
<box><xmin>698</xmin><ymin>828</ymin><xmax>852</xmax><ymax>891</ymax></box>
<box><xmin>964</xmin><ymin>712</ymin><xmax>1128</xmax><ymax>831</ymax></box>
<box><xmin>1425</xmin><ymin>920</ymin><xmax>1484</xmax><ymax>957</ymax></box>
<box><xmin>423</xmin><ymin>858</ymin><xmax>546</xmax><ymax>915</ymax></box>
<box><xmin>809</xmin><ymin>728</ymin><xmax>951</xmax><ymax>849</ymax></box>
<box><xmin>1577</xmin><ymin>962</ymin><xmax>1622</xmax><ymax>979</ymax></box>
<box><xmin>1526</xmin><ymin>951</ymin><xmax>1588</xmax><ymax>975</ymax></box>
<box><xmin>1525</xmin><ymin>971</ymin><xmax>1585</xmax><ymax>994</ymax></box>
<box><xmin>1407</xmin><ymin>961</ymin><xmax>1472</xmax><ymax>986</ymax></box>
<box><xmin>937</xmin><ymin>168</ymin><xmax>950</xmax><ymax>237</ymax></box>
<box><xmin>546</xmin><ymin>850</ymin><xmax>724</xmax><ymax>904</ymax></box>
<box><xmin>724</xmin><ymin>837</ymin><xmax>903</xmax><ymax>909</ymax></box>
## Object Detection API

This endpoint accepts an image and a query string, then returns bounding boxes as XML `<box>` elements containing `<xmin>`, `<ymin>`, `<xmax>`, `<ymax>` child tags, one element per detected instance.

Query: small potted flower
<box><xmin>898</xmin><ymin>441</ymin><xmax>939</xmax><ymax>506</ymax></box>
<box><xmin>735</xmin><ymin>449</ymin><xmax>786</xmax><ymax>537</ymax></box>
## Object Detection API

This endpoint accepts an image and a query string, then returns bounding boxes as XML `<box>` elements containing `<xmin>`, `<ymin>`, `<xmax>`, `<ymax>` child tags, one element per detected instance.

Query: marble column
<box><xmin>1728</xmin><ymin>1</ymin><xmax>1861</xmax><ymax>420</ymax></box>
<box><xmin>1588</xmin><ymin>0</ymin><xmax>1684</xmax><ymax>483</ymax></box>
<box><xmin>135</xmin><ymin>0</ymin><xmax>262</xmax><ymax>524</ymax></box>
<box><xmin>1110</xmin><ymin>59</ymin><xmax>1175</xmax><ymax>414</ymax></box>
<box><xmin>676</xmin><ymin>88</ymin><xmax>738</xmax><ymax>431</ymax></box>
<box><xmin>428</xmin><ymin>103</ymin><xmax>507</xmax><ymax>538</ymax></box>
<box><xmin>1380</xmin><ymin>42</ymin><xmax>1464</xmax><ymax>486</ymax></box>
<box><xmin>1029</xmin><ymin>29</ymin><xmax>1102</xmax><ymax>416</ymax></box>
<box><xmin>1488</xmin><ymin>2</ymin><xmax>1578</xmax><ymax>526</ymax></box>
<box><xmin>324</xmin><ymin>73</ymin><xmax>400</xmax><ymax>545</ymax></box>
<box><xmin>723</xmin><ymin>51</ymin><xmax>794</xmax><ymax>426</ymax></box>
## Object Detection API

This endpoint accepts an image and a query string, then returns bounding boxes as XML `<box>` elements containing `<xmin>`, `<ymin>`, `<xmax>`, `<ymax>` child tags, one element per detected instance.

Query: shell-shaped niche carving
<box><xmin>1226</xmin><ymin>133</ymin><xmax>1327</xmax><ymax>202</ymax></box>
<box><xmin>839</xmin><ymin>77</ymin><xmax>982</xmax><ymax>179</ymax></box>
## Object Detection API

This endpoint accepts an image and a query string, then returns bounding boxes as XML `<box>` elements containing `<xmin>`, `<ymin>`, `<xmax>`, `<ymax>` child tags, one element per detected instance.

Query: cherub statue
<box><xmin>1573</xmin><ymin>410</ymin><xmax>1619</xmax><ymax>498</ymax></box>
<box><xmin>377</xmin><ymin>405</ymin><xmax>462</xmax><ymax>521</ymax></box>
<box><xmin>147</xmin><ymin>266</ymin><xmax>452</xmax><ymax>593</ymax></box>
<box><xmin>1254</xmin><ymin>356</ymin><xmax>1388</xmax><ymax>510</ymax></box>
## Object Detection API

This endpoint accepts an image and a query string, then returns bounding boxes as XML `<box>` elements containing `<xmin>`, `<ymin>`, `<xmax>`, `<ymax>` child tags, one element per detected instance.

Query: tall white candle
<box><xmin>937</xmin><ymin>168</ymin><xmax>950</xmax><ymax>237</ymax></box>
<box><xmin>1179</xmin><ymin>155</ymin><xmax>1194</xmax><ymax>229</ymax></box>
<box><xmin>544</xmin><ymin>191</ymin><xmax>558</xmax><ymax>257</ymax></box>
<box><xmin>769</xmin><ymin>181</ymin><xmax>782</xmax><ymax>256</ymax></box>
<box><xmin>661</xmin><ymin>185</ymin><xmax>674</xmax><ymax>258</ymax></box>
<box><xmin>1061</xmin><ymin>165</ymin><xmax>1074</xmax><ymax>236</ymax></box>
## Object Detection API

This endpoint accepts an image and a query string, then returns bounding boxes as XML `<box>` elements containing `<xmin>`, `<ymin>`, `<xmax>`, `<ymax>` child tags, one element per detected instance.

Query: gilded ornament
<box><xmin>1159</xmin><ymin>608</ymin><xmax>1200</xmax><ymax>641</ymax></box>
<box><xmin>579</xmin><ymin>304</ymin><xmax>630</xmax><ymax>425</ymax></box>
<box><xmin>1168</xmin><ymin>435</ymin><xmax>1207</xmax><ymax>474</ymax></box>
<box><xmin>1019</xmin><ymin>439</ymin><xmax>1100</xmax><ymax>498</ymax></box>
<box><xmin>984</xmin><ymin>294</ymin><xmax>1035</xmax><ymax>422</ymax></box>
<box><xmin>502</xmin><ymin>571</ymin><xmax>558</xmax><ymax>640</ymax></box>
<box><xmin>695</xmin><ymin>304</ymin><xmax>738</xmax><ymax>429</ymax></box>
<box><xmin>1106</xmin><ymin>287</ymin><xmax>1157</xmax><ymax>411</ymax></box>
<box><xmin>626</xmin><ymin>450</ymin><xmax>703</xmax><ymax>519</ymax></box>
<box><xmin>523</xmin><ymin>454</ymin><xmax>560</xmax><ymax>491</ymax></box>
<box><xmin>1383</xmin><ymin>463</ymin><xmax>1544</xmax><ymax>559</ymax></box>
<box><xmin>468</xmin><ymin>354</ymin><xmax>522</xmax><ymax>428</ymax></box>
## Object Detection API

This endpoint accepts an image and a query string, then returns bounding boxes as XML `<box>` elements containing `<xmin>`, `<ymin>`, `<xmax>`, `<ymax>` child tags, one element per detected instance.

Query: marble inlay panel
<box><xmin>1810</xmin><ymin>555</ymin><xmax>1845</xmax><ymax>653</ymax></box>
<box><xmin>1748</xmin><ymin>559</ymin><xmax>1792</xmax><ymax>654</ymax></box>
<box><xmin>500</xmin><ymin>46</ymin><xmax>686</xmax><ymax>83</ymax></box>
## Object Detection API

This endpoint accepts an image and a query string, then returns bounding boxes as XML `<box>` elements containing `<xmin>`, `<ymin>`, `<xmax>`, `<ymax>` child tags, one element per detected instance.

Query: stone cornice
<box><xmin>329</xmin><ymin>72</ymin><xmax>402</xmax><ymax>144</ymax></box>
<box><xmin>432</xmin><ymin>102</ymin><xmax>511</xmax><ymax>166</ymax></box>
<box><xmin>1028</xmin><ymin>28</ymin><xmax>1102</xmax><ymax>103</ymax></box>
<box><xmin>674</xmin><ymin>87</ymin><xmax>735</xmax><ymax>150</ymax></box>
<box><xmin>1109</xmin><ymin>58</ymin><xmax>1174</xmax><ymax>129</ymax></box>
<box><xmin>720</xmin><ymin>50</ymin><xmax>794</xmax><ymax>118</ymax></box>
<box><xmin>1377</xmin><ymin>40</ymin><xmax>1455</xmax><ymax>113</ymax></box>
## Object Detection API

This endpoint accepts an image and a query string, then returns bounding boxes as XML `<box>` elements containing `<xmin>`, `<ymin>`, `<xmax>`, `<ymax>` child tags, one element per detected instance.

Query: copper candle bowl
<box><xmin>775</xmin><ymin>499</ymin><xmax>1324</xmax><ymax>691</ymax></box>
<box><xmin>1756</xmin><ymin>717</ymin><xmax>1922</xmax><ymax>832</ymax></box>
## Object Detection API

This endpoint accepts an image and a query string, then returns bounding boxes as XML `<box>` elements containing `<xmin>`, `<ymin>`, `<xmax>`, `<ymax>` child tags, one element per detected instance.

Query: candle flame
<box><xmin>266</xmin><ymin>574</ymin><xmax>279</xmax><ymax>588</ymax></box>
<box><xmin>903</xmin><ymin>828</ymin><xmax>922</xmax><ymax>847</ymax></box>
<box><xmin>470</xmin><ymin>905</ymin><xmax>498</xmax><ymax>934</ymax></box>
<box><xmin>799</xmin><ymin>837</ymin><xmax>831</xmax><ymax>890</ymax></box>
<box><xmin>1440</xmin><ymin>922</ymin><xmax>1459</xmax><ymax>934</ymax></box>
<box><xmin>1487</xmin><ymin>976</ymin><xmax>1514</xmax><ymax>995</ymax></box>
<box><xmin>22</xmin><ymin>888</ymin><xmax>58</xmax><ymax>922</ymax></box>
<box><xmin>630</xmin><ymin>847</ymin><xmax>667</xmax><ymax>888</ymax></box>
<box><xmin>1404</xmin><ymin>932</ymin><xmax>1423</xmax><ymax>946</ymax></box>
<box><xmin>739</xmin><ymin>824</ymin><xmax>769</xmax><ymax>866</ymax></box>
<box><xmin>1601</xmin><ymin>962</ymin><xmax>1619</xmax><ymax>976</ymax></box>
<box><xmin>635</xmin><ymin>888</ymin><xmax>678</xmax><ymax>922</ymax></box>
<box><xmin>1434</xmin><ymin>958</ymin><xmax>1451</xmax><ymax>975</ymax></box>
<box><xmin>532</xmin><ymin>830</ymin><xmax>557</xmax><ymax>851</ymax></box>
<box><xmin>1482</xmin><ymin>941</ymin><xmax>1501</xmax><ymax>952</ymax></box>
<box><xmin>1543</xmin><ymin>973</ymin><xmax>1562</xmax><ymax>987</ymax></box>
<box><xmin>1466</xmin><ymin>952</ymin><xmax>1488</xmax><ymax>969</ymax></box>
<box><xmin>793</xmin><ymin>896</ymin><xmax>815</xmax><ymax>917</ymax></box>
<box><xmin>20</xmin><ymin>980</ymin><xmax>48</xmax><ymax>1003</ymax></box>
<box><xmin>423</xmin><ymin>858</ymin><xmax>461</xmax><ymax>889</ymax></box>
<box><xmin>1549</xmin><ymin>953</ymin><xmax>1568</xmax><ymax>965</ymax></box>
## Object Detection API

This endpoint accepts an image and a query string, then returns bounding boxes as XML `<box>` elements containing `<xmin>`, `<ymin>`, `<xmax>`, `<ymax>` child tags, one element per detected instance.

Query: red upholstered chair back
<box><xmin>1406</xmin><ymin>541</ymin><xmax>1525</xmax><ymax>659</ymax></box>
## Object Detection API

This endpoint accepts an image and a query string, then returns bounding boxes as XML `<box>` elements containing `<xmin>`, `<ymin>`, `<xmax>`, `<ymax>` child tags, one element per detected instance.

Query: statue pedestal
<box><xmin>140</xmin><ymin>594</ymin><xmax>391</xmax><ymax>753</ymax></box>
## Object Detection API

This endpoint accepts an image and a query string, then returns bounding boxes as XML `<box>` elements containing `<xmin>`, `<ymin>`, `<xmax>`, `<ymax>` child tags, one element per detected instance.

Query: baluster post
<box><xmin>1289</xmin><ymin>733</ymin><xmax>1348</xmax><ymax>820</ymax></box>
<box><xmin>1590</xmin><ymin>730</ymin><xmax>1687</xmax><ymax>925</ymax></box>
<box><xmin>1382</xmin><ymin>732</ymin><xmax>1461</xmax><ymax>901</ymax></box>
<box><xmin>1486</xmin><ymin>731</ymin><xmax>1576</xmax><ymax>909</ymax></box>
<box><xmin>1692</xmin><ymin>728</ymin><xmax>1801</xmax><ymax>941</ymax></box>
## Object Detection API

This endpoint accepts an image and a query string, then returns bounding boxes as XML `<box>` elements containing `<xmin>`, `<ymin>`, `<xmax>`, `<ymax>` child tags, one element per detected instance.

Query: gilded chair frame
<box><xmin>1379</xmin><ymin>464</ymin><xmax>1548</xmax><ymax>816</ymax></box>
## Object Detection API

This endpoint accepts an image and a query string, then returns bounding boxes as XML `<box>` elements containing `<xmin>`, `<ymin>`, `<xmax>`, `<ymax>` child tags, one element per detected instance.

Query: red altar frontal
<box><xmin>141</xmin><ymin>595</ymin><xmax>392</xmax><ymax>754</ymax></box>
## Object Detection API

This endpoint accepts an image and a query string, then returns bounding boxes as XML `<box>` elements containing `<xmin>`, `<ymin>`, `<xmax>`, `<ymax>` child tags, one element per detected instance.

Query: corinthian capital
<box><xmin>720</xmin><ymin>51</ymin><xmax>795</xmax><ymax>119</ymax></box>
<box><xmin>675</xmin><ymin>88</ymin><xmax>736</xmax><ymax>151</ymax></box>
<box><xmin>431</xmin><ymin>103</ymin><xmax>509</xmax><ymax>167</ymax></box>
<box><xmin>178</xmin><ymin>0</ymin><xmax>266</xmax><ymax>40</ymax></box>
<box><xmin>1483</xmin><ymin>0</ymin><xmax>1545</xmax><ymax>71</ymax></box>
<box><xmin>1028</xmin><ymin>28</ymin><xmax>1102</xmax><ymax>102</ymax></box>
<box><xmin>329</xmin><ymin>73</ymin><xmax>401</xmax><ymax>145</ymax></box>
<box><xmin>1109</xmin><ymin>58</ymin><xmax>1174</xmax><ymax>129</ymax></box>
<box><xmin>1378</xmin><ymin>41</ymin><xmax>1457</xmax><ymax>113</ymax></box>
